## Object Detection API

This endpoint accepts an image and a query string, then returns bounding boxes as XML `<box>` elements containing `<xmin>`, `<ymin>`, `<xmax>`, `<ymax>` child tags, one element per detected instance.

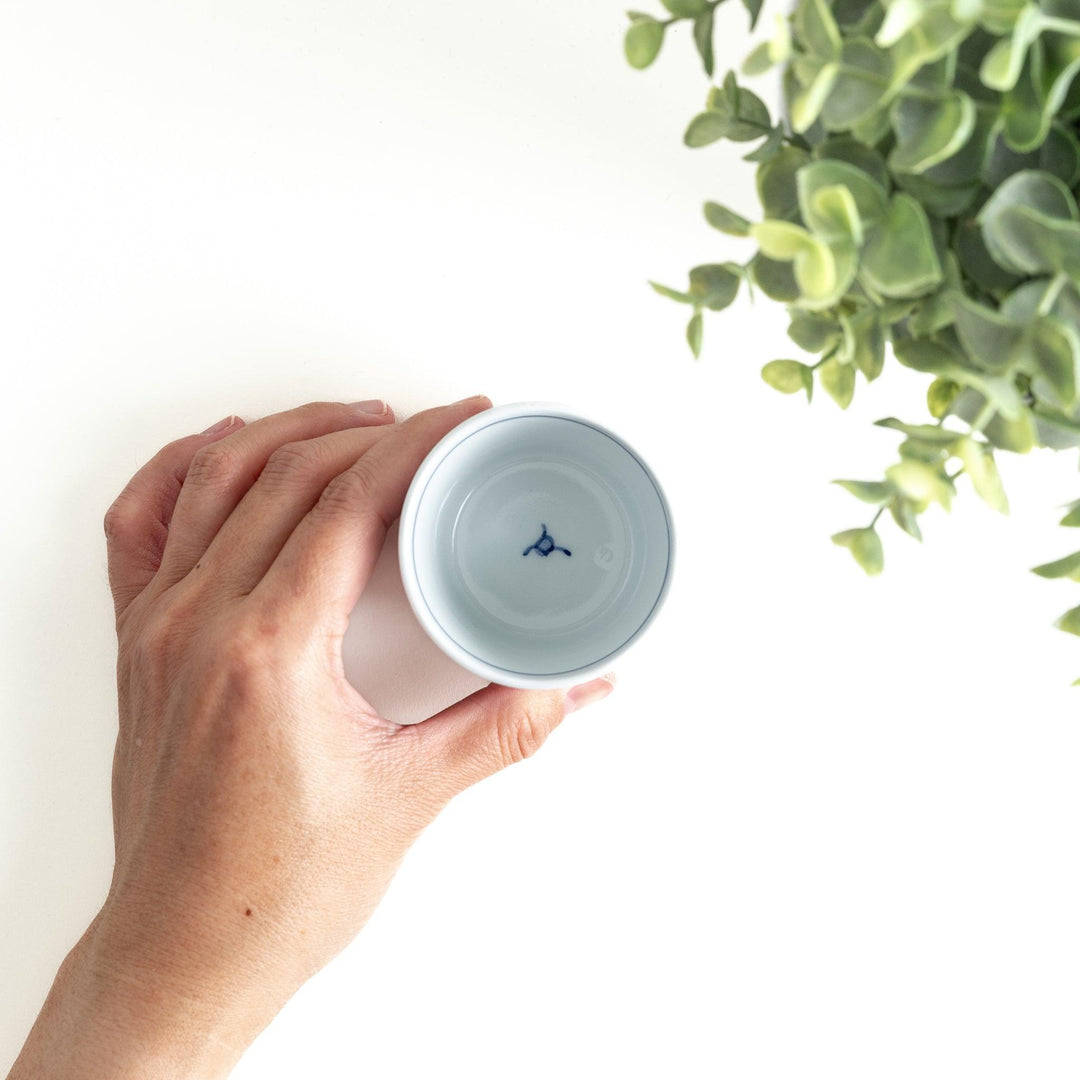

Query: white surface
<box><xmin>3</xmin><ymin>1</ymin><xmax>1080</xmax><ymax>1077</ymax></box>
<box><xmin>398</xmin><ymin>401</ymin><xmax>674</xmax><ymax>688</ymax></box>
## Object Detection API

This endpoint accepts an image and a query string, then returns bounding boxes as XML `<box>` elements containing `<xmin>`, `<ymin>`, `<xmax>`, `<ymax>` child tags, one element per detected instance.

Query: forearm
<box><xmin>8</xmin><ymin>914</ymin><xmax>252</xmax><ymax>1080</ymax></box>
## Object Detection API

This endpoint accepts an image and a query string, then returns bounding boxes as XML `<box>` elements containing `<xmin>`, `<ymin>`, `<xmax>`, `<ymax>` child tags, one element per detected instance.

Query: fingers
<box><xmin>103</xmin><ymin>415</ymin><xmax>246</xmax><ymax>622</ymax></box>
<box><xmin>409</xmin><ymin>674</ymin><xmax>616</xmax><ymax>798</ymax></box>
<box><xmin>254</xmin><ymin>395</ymin><xmax>491</xmax><ymax>629</ymax></box>
<box><xmin>190</xmin><ymin>424</ymin><xmax>396</xmax><ymax>596</ymax></box>
<box><xmin>153</xmin><ymin>400</ymin><xmax>395</xmax><ymax>593</ymax></box>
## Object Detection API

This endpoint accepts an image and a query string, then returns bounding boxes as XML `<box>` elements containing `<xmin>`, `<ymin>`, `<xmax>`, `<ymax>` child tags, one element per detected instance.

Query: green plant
<box><xmin>626</xmin><ymin>0</ymin><xmax>1080</xmax><ymax>670</ymax></box>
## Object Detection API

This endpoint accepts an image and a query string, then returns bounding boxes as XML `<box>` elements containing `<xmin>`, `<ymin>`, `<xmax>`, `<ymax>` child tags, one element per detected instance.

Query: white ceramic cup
<box><xmin>397</xmin><ymin>401</ymin><xmax>675</xmax><ymax>689</ymax></box>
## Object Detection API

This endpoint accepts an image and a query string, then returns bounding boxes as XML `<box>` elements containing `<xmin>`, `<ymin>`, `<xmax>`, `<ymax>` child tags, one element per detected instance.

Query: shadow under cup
<box><xmin>398</xmin><ymin>404</ymin><xmax>675</xmax><ymax>688</ymax></box>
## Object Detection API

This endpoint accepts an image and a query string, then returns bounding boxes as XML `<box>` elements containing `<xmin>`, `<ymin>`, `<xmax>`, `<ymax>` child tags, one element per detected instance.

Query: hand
<box><xmin>10</xmin><ymin>396</ymin><xmax>616</xmax><ymax>1079</ymax></box>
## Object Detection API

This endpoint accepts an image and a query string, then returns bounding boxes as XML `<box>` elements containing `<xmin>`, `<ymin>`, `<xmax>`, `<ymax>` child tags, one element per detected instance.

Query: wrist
<box><xmin>8</xmin><ymin>910</ymin><xmax>255</xmax><ymax>1080</ymax></box>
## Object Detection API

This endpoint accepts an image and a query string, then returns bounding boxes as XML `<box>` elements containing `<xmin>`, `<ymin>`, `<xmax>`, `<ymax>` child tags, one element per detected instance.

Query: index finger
<box><xmin>253</xmin><ymin>395</ymin><xmax>492</xmax><ymax>631</ymax></box>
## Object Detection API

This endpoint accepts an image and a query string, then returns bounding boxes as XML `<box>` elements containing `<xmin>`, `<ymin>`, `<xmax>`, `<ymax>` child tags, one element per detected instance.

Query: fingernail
<box><xmin>564</xmin><ymin>673</ymin><xmax>616</xmax><ymax>715</ymax></box>
<box><xmin>201</xmin><ymin>415</ymin><xmax>239</xmax><ymax>434</ymax></box>
<box><xmin>452</xmin><ymin>394</ymin><xmax>491</xmax><ymax>407</ymax></box>
<box><xmin>349</xmin><ymin>399</ymin><xmax>388</xmax><ymax>415</ymax></box>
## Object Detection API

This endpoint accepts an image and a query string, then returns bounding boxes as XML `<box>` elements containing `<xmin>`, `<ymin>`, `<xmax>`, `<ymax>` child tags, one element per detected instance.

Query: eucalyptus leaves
<box><xmin>627</xmin><ymin>0</ymin><xmax>1080</xmax><ymax>668</ymax></box>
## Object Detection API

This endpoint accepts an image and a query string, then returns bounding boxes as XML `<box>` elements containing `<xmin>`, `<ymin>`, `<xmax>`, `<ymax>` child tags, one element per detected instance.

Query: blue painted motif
<box><xmin>522</xmin><ymin>523</ymin><xmax>571</xmax><ymax>558</ymax></box>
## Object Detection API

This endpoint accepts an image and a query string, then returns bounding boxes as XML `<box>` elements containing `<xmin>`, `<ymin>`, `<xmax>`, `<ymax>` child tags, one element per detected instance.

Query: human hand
<box><xmin>10</xmin><ymin>396</ymin><xmax>616</xmax><ymax>1080</ymax></box>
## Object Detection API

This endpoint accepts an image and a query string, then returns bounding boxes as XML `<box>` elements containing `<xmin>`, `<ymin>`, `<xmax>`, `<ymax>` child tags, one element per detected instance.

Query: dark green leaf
<box><xmin>1032</xmin><ymin>550</ymin><xmax>1080</xmax><ymax>580</ymax></box>
<box><xmin>741</xmin><ymin>0</ymin><xmax>764</xmax><ymax>31</ymax></box>
<box><xmin>704</xmin><ymin>201</ymin><xmax>752</xmax><ymax>236</ymax></box>
<box><xmin>833</xmin><ymin>479</ymin><xmax>892</xmax><ymax>503</ymax></box>
<box><xmin>689</xmin><ymin>263</ymin><xmax>741</xmax><ymax>310</ymax></box>
<box><xmin>649</xmin><ymin>281</ymin><xmax>693</xmax><ymax>304</ymax></box>
<box><xmin>890</xmin><ymin>497</ymin><xmax>923</xmax><ymax>541</ymax></box>
<box><xmin>693</xmin><ymin>8</ymin><xmax>715</xmax><ymax>76</ymax></box>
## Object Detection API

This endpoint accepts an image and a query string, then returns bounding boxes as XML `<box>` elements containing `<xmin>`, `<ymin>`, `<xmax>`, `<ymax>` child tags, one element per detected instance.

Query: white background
<box><xmin>3</xmin><ymin>1</ymin><xmax>1080</xmax><ymax>1076</ymax></box>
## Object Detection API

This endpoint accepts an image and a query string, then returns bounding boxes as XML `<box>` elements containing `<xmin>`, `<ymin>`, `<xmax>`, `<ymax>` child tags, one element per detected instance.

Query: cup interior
<box><xmin>403</xmin><ymin>409</ymin><xmax>673</xmax><ymax>683</ymax></box>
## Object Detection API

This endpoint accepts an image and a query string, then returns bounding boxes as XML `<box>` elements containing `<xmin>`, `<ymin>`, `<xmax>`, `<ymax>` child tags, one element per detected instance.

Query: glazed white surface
<box><xmin>4</xmin><ymin>2</ymin><xmax>1080</xmax><ymax>1077</ymax></box>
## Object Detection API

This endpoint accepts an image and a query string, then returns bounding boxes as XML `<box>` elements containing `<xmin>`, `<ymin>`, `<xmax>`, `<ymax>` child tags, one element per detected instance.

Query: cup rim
<box><xmin>397</xmin><ymin>400</ymin><xmax>676</xmax><ymax>689</ymax></box>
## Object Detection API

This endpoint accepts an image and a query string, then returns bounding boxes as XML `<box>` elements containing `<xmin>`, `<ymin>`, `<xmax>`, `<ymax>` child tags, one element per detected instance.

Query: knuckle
<box><xmin>262</xmin><ymin>440</ymin><xmax>326</xmax><ymax>485</ymax></box>
<box><xmin>103</xmin><ymin>496</ymin><xmax>135</xmax><ymax>541</ymax></box>
<box><xmin>318</xmin><ymin>462</ymin><xmax>380</xmax><ymax>517</ymax></box>
<box><xmin>186</xmin><ymin>441</ymin><xmax>240</xmax><ymax>488</ymax></box>
<box><xmin>497</xmin><ymin>707</ymin><xmax>550</xmax><ymax>768</ymax></box>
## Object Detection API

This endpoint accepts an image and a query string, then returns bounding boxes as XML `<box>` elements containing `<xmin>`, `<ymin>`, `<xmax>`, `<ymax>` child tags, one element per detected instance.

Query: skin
<box><xmin>8</xmin><ymin>395</ymin><xmax>615</xmax><ymax>1079</ymax></box>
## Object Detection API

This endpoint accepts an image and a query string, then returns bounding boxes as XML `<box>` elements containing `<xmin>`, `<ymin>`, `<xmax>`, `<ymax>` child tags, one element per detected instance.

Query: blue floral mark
<box><xmin>522</xmin><ymin>523</ymin><xmax>571</xmax><ymax>558</ymax></box>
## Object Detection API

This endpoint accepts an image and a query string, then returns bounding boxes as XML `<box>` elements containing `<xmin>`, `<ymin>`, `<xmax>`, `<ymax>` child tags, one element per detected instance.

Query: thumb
<box><xmin>413</xmin><ymin>674</ymin><xmax>616</xmax><ymax>797</ymax></box>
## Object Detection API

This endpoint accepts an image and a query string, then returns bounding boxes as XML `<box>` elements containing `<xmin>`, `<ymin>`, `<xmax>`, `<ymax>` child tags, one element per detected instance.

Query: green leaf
<box><xmin>795</xmin><ymin>0</ymin><xmax>843</xmax><ymax>60</ymax></box>
<box><xmin>660</xmin><ymin>0</ymin><xmax>707</xmax><ymax>15</ymax></box>
<box><xmin>889</xmin><ymin>91</ymin><xmax>977</xmax><ymax>174</ymax></box>
<box><xmin>951</xmin><ymin>295</ymin><xmax>1025</xmax><ymax>374</ymax></box>
<box><xmin>832</xmin><ymin>527</ymin><xmax>884</xmax><ymax>575</ymax></box>
<box><xmin>978</xmin><ymin>171</ymin><xmax>1080</xmax><ymax>279</ymax></box>
<box><xmin>688</xmin><ymin>263</ymin><xmax>741</xmax><ymax>310</ymax></box>
<box><xmin>649</xmin><ymin>281</ymin><xmax>693</xmax><ymax>304</ymax></box>
<box><xmin>843</xmin><ymin>309</ymin><xmax>885</xmax><ymax>380</ymax></box>
<box><xmin>741</xmin><ymin>0</ymin><xmax>764</xmax><ymax>30</ymax></box>
<box><xmin>625</xmin><ymin>16</ymin><xmax>665</xmax><ymax>69</ymax></box>
<box><xmin>1032</xmin><ymin>550</ymin><xmax>1080</xmax><ymax>580</ymax></box>
<box><xmin>813</xmin><ymin>136</ymin><xmax>890</xmax><ymax>187</ymax></box>
<box><xmin>762</xmin><ymin>359</ymin><xmax>814</xmax><ymax>400</ymax></box>
<box><xmin>821</xmin><ymin>37</ymin><xmax>894</xmax><ymax>130</ymax></box>
<box><xmin>1061</xmin><ymin>503</ymin><xmax>1080</xmax><ymax>527</ymax></box>
<box><xmin>1055</xmin><ymin>605</ymin><xmax>1080</xmax><ymax>636</ymax></box>
<box><xmin>686</xmin><ymin>311</ymin><xmax>703</xmax><ymax>358</ymax></box>
<box><xmin>788</xmin><ymin>310</ymin><xmax>840</xmax><ymax>352</ymax></box>
<box><xmin>890</xmin><ymin>497</ymin><xmax>923</xmax><ymax>540</ymax></box>
<box><xmin>693</xmin><ymin>8</ymin><xmax>715</xmax><ymax>77</ymax></box>
<box><xmin>704</xmin><ymin>201</ymin><xmax>752</xmax><ymax>236</ymax></box>
<box><xmin>833</xmin><ymin>479</ymin><xmax>892</xmax><ymax>503</ymax></box>
<box><xmin>749</xmin><ymin>252</ymin><xmax>801</xmax><ymax>301</ymax></box>
<box><xmin>684</xmin><ymin>111</ymin><xmax>731</xmax><ymax>148</ymax></box>
<box><xmin>954</xmin><ymin>436</ymin><xmax>1009</xmax><ymax>513</ymax></box>
<box><xmin>706</xmin><ymin>77</ymin><xmax>774</xmax><ymax>141</ymax></box>
<box><xmin>820</xmin><ymin>355</ymin><xmax>856</xmax><ymax>407</ymax></box>
<box><xmin>861</xmin><ymin>194</ymin><xmax>943</xmax><ymax>298</ymax></box>
<box><xmin>1025</xmin><ymin>316</ymin><xmax>1080</xmax><ymax>408</ymax></box>
<box><xmin>757</xmin><ymin>146</ymin><xmax>811</xmax><ymax>219</ymax></box>
<box><xmin>743</xmin><ymin>125</ymin><xmax>785</xmax><ymax>163</ymax></box>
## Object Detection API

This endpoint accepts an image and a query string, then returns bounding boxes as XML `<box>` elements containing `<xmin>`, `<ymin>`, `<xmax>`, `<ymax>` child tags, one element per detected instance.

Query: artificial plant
<box><xmin>627</xmin><ymin>0</ymin><xmax>1080</xmax><ymax>661</ymax></box>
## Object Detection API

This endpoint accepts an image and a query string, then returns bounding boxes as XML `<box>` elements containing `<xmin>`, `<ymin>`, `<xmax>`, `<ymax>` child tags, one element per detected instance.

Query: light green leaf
<box><xmin>751</xmin><ymin>221</ymin><xmax>838</xmax><ymax>301</ymax></box>
<box><xmin>875</xmin><ymin>417</ymin><xmax>963</xmax><ymax>446</ymax></box>
<box><xmin>1061</xmin><ymin>502</ymin><xmax>1080</xmax><ymax>527</ymax></box>
<box><xmin>687</xmin><ymin>311</ymin><xmax>703</xmax><ymax>358</ymax></box>
<box><xmin>743</xmin><ymin>125</ymin><xmax>786</xmax><ymax>163</ymax></box>
<box><xmin>927</xmin><ymin>377</ymin><xmax>961</xmax><ymax>418</ymax></box>
<box><xmin>788</xmin><ymin>310</ymin><xmax>840</xmax><ymax>352</ymax></box>
<box><xmin>625</xmin><ymin>17</ymin><xmax>665</xmax><ymax>69</ymax></box>
<box><xmin>876</xmin><ymin>0</ymin><xmax>926</xmax><ymax>47</ymax></box>
<box><xmin>1056</xmin><ymin>605</ymin><xmax>1080</xmax><ymax>636</ymax></box>
<box><xmin>791</xmin><ymin>62</ymin><xmax>840</xmax><ymax>132</ymax></box>
<box><xmin>685</xmin><ymin>111</ymin><xmax>731</xmax><ymax>148</ymax></box>
<box><xmin>832</xmin><ymin>526</ymin><xmax>884</xmax><ymax>575</ymax></box>
<box><xmin>806</xmin><ymin>184</ymin><xmax>864</xmax><ymax>245</ymax></box>
<box><xmin>861</xmin><ymin>194</ymin><xmax>943</xmax><ymax>298</ymax></box>
<box><xmin>762</xmin><ymin>359</ymin><xmax>814</xmax><ymax>400</ymax></box>
<box><xmin>1026</xmin><ymin>315</ymin><xmax>1080</xmax><ymax>407</ymax></box>
<box><xmin>820</xmin><ymin>355</ymin><xmax>856</xmax><ymax>407</ymax></box>
<box><xmin>796</xmin><ymin>159</ymin><xmax>889</xmax><ymax>228</ymax></box>
<box><xmin>889</xmin><ymin>91</ymin><xmax>977</xmax><ymax>174</ymax></box>
<box><xmin>955</xmin><ymin>436</ymin><xmax>1009</xmax><ymax>513</ymax></box>
<box><xmin>833</xmin><ymin>479</ymin><xmax>892</xmax><ymax>503</ymax></box>
<box><xmin>979</xmin><ymin>4</ymin><xmax>1044</xmax><ymax>90</ymax></box>
<box><xmin>886</xmin><ymin>459</ymin><xmax>953</xmax><ymax>509</ymax></box>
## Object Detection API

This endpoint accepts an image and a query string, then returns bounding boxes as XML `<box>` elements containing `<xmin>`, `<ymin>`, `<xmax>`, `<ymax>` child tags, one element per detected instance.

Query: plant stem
<box><xmin>971</xmin><ymin>400</ymin><xmax>996</xmax><ymax>434</ymax></box>
<box><xmin>870</xmin><ymin>506</ymin><xmax>885</xmax><ymax>528</ymax></box>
